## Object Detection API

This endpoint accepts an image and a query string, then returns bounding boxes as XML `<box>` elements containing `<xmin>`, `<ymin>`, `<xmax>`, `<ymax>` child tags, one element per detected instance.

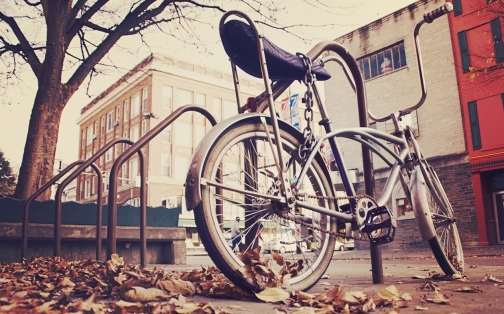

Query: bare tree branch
<box><xmin>0</xmin><ymin>11</ymin><xmax>42</xmax><ymax>77</ymax></box>
<box><xmin>23</xmin><ymin>0</ymin><xmax>41</xmax><ymax>6</ymax></box>
<box><xmin>65</xmin><ymin>0</ymin><xmax>109</xmax><ymax>49</ymax></box>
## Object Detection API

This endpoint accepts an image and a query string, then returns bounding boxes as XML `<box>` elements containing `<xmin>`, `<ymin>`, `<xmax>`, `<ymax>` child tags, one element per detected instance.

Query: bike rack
<box><xmin>106</xmin><ymin>105</ymin><xmax>217</xmax><ymax>267</ymax></box>
<box><xmin>21</xmin><ymin>159</ymin><xmax>102</xmax><ymax>261</ymax></box>
<box><xmin>21</xmin><ymin>105</ymin><xmax>216</xmax><ymax>267</ymax></box>
<box><xmin>52</xmin><ymin>137</ymin><xmax>137</xmax><ymax>260</ymax></box>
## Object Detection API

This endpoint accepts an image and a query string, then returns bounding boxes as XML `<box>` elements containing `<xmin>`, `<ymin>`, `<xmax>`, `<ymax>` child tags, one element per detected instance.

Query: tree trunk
<box><xmin>13</xmin><ymin>0</ymin><xmax>71</xmax><ymax>200</ymax></box>
<box><xmin>13</xmin><ymin>88</ymin><xmax>65</xmax><ymax>200</ymax></box>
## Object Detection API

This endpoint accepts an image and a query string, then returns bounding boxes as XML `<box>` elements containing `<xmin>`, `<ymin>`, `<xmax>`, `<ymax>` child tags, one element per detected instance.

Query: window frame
<box><xmin>357</xmin><ymin>42</ymin><xmax>406</xmax><ymax>81</ymax></box>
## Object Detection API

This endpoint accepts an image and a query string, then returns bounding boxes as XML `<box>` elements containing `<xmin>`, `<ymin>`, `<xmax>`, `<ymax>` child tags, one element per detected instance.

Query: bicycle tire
<box><xmin>194</xmin><ymin>121</ymin><xmax>337</xmax><ymax>293</ymax></box>
<box><xmin>418</xmin><ymin>159</ymin><xmax>464</xmax><ymax>274</ymax></box>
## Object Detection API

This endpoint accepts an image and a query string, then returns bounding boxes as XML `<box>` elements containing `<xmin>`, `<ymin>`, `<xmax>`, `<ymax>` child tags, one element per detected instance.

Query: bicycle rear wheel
<box><xmin>418</xmin><ymin>160</ymin><xmax>464</xmax><ymax>274</ymax></box>
<box><xmin>194</xmin><ymin>121</ymin><xmax>337</xmax><ymax>293</ymax></box>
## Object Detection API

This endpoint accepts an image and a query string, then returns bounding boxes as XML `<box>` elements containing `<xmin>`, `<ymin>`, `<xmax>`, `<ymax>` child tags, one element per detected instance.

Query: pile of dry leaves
<box><xmin>1</xmin><ymin>249</ymin><xmax>494</xmax><ymax>313</ymax></box>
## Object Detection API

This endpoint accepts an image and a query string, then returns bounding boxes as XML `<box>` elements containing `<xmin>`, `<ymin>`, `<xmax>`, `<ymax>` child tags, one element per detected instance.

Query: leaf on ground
<box><xmin>121</xmin><ymin>286</ymin><xmax>168</xmax><ymax>302</ymax></box>
<box><xmin>415</xmin><ymin>305</ymin><xmax>429</xmax><ymax>311</ymax></box>
<box><xmin>255</xmin><ymin>288</ymin><xmax>290</xmax><ymax>303</ymax></box>
<box><xmin>400</xmin><ymin>292</ymin><xmax>412</xmax><ymax>300</ymax></box>
<box><xmin>481</xmin><ymin>274</ymin><xmax>502</xmax><ymax>283</ymax></box>
<box><xmin>362</xmin><ymin>297</ymin><xmax>376</xmax><ymax>313</ymax></box>
<box><xmin>394</xmin><ymin>300</ymin><xmax>409</xmax><ymax>308</ymax></box>
<box><xmin>454</xmin><ymin>286</ymin><xmax>483</xmax><ymax>293</ymax></box>
<box><xmin>412</xmin><ymin>275</ymin><xmax>428</xmax><ymax>279</ymax></box>
<box><xmin>377</xmin><ymin>285</ymin><xmax>401</xmax><ymax>302</ymax></box>
<box><xmin>114</xmin><ymin>300</ymin><xmax>142</xmax><ymax>313</ymax></box>
<box><xmin>420</xmin><ymin>281</ymin><xmax>440</xmax><ymax>291</ymax></box>
<box><xmin>156</xmin><ymin>279</ymin><xmax>195</xmax><ymax>295</ymax></box>
<box><xmin>422</xmin><ymin>291</ymin><xmax>450</xmax><ymax>304</ymax></box>
<box><xmin>336</xmin><ymin>291</ymin><xmax>360</xmax><ymax>305</ymax></box>
<box><xmin>296</xmin><ymin>291</ymin><xmax>315</xmax><ymax>300</ymax></box>
<box><xmin>321</xmin><ymin>274</ymin><xmax>330</xmax><ymax>279</ymax></box>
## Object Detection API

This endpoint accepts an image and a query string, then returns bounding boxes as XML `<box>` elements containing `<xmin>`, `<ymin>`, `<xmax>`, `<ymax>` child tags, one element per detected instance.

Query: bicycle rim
<box><xmin>196</xmin><ymin>122</ymin><xmax>336</xmax><ymax>293</ymax></box>
<box><xmin>420</xmin><ymin>160</ymin><xmax>464</xmax><ymax>274</ymax></box>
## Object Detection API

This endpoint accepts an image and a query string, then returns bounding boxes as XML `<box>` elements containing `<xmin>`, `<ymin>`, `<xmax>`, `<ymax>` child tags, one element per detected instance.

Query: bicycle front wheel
<box><xmin>195</xmin><ymin>121</ymin><xmax>337</xmax><ymax>293</ymax></box>
<box><xmin>419</xmin><ymin>160</ymin><xmax>464</xmax><ymax>274</ymax></box>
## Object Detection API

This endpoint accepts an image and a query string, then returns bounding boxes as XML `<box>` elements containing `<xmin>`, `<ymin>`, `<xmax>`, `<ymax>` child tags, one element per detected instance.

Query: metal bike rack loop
<box><xmin>21</xmin><ymin>160</ymin><xmax>93</xmax><ymax>260</ymax></box>
<box><xmin>106</xmin><ymin>105</ymin><xmax>217</xmax><ymax>267</ymax></box>
<box><xmin>52</xmin><ymin>137</ymin><xmax>136</xmax><ymax>260</ymax></box>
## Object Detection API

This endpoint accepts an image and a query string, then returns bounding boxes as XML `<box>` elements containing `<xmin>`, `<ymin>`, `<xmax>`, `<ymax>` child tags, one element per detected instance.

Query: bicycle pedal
<box><xmin>362</xmin><ymin>206</ymin><xmax>397</xmax><ymax>245</ymax></box>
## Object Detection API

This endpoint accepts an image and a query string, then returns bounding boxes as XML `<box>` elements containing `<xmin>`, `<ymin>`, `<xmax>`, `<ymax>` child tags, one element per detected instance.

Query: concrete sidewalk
<box><xmin>162</xmin><ymin>246</ymin><xmax>504</xmax><ymax>314</ymax></box>
<box><xmin>330</xmin><ymin>245</ymin><xmax>504</xmax><ymax>260</ymax></box>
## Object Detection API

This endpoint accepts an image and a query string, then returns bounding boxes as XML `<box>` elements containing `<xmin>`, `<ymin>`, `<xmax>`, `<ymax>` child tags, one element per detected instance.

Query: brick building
<box><xmin>448</xmin><ymin>0</ymin><xmax>504</xmax><ymax>245</ymax></box>
<box><xmin>324</xmin><ymin>0</ymin><xmax>479</xmax><ymax>249</ymax></box>
<box><xmin>75</xmin><ymin>54</ymin><xmax>265</xmax><ymax>249</ymax></box>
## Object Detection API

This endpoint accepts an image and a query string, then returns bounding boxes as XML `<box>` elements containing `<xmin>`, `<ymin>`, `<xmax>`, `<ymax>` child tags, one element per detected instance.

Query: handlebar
<box><xmin>368</xmin><ymin>3</ymin><xmax>453</xmax><ymax>122</ymax></box>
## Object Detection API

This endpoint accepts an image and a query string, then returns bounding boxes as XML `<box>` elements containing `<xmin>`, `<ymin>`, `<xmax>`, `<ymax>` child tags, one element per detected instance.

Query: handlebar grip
<box><xmin>423</xmin><ymin>3</ymin><xmax>453</xmax><ymax>23</ymax></box>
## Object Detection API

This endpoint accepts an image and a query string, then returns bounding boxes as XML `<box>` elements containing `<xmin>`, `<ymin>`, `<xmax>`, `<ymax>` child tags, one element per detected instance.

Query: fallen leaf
<box><xmin>415</xmin><ymin>305</ymin><xmax>429</xmax><ymax>311</ymax></box>
<box><xmin>362</xmin><ymin>297</ymin><xmax>376</xmax><ymax>313</ymax></box>
<box><xmin>157</xmin><ymin>279</ymin><xmax>195</xmax><ymax>295</ymax></box>
<box><xmin>454</xmin><ymin>286</ymin><xmax>483</xmax><ymax>293</ymax></box>
<box><xmin>255</xmin><ymin>288</ymin><xmax>290</xmax><ymax>303</ymax></box>
<box><xmin>401</xmin><ymin>292</ymin><xmax>412</xmax><ymax>300</ymax></box>
<box><xmin>121</xmin><ymin>286</ymin><xmax>168</xmax><ymax>302</ymax></box>
<box><xmin>377</xmin><ymin>285</ymin><xmax>401</xmax><ymax>302</ymax></box>
<box><xmin>412</xmin><ymin>275</ymin><xmax>428</xmax><ymax>279</ymax></box>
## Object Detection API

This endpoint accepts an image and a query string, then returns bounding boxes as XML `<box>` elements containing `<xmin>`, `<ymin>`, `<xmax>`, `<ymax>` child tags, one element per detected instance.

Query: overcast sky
<box><xmin>0</xmin><ymin>0</ymin><xmax>418</xmax><ymax>171</ymax></box>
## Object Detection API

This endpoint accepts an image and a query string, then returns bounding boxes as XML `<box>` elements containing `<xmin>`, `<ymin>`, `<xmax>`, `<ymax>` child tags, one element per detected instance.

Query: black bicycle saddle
<box><xmin>220</xmin><ymin>19</ymin><xmax>331</xmax><ymax>82</ymax></box>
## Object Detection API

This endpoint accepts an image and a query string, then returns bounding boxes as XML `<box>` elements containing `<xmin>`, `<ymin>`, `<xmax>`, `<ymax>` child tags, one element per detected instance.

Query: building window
<box><xmin>457</xmin><ymin>31</ymin><xmax>471</xmax><ymax>73</ymax></box>
<box><xmin>131</xmin><ymin>93</ymin><xmax>140</xmax><ymax>118</ymax></box>
<box><xmin>142</xmin><ymin>87</ymin><xmax>148</xmax><ymax>112</ymax></box>
<box><xmin>162</xmin><ymin>85</ymin><xmax>173</xmax><ymax>109</ymax></box>
<box><xmin>123</xmin><ymin>100</ymin><xmax>129</xmax><ymax>122</ymax></box>
<box><xmin>213</xmin><ymin>97</ymin><xmax>222</xmax><ymax>121</ymax></box>
<box><xmin>130</xmin><ymin>125</ymin><xmax>139</xmax><ymax>142</ymax></box>
<box><xmin>453</xmin><ymin>0</ymin><xmax>462</xmax><ymax>16</ymax></box>
<box><xmin>100</xmin><ymin>116</ymin><xmax>105</xmax><ymax>136</ymax></box>
<box><xmin>174</xmin><ymin>123</ymin><xmax>192</xmax><ymax>147</ymax></box>
<box><xmin>358</xmin><ymin>42</ymin><xmax>406</xmax><ymax>80</ymax></box>
<box><xmin>468</xmin><ymin>101</ymin><xmax>482</xmax><ymax>150</ymax></box>
<box><xmin>105</xmin><ymin>147</ymin><xmax>111</xmax><ymax>162</ymax></box>
<box><xmin>129</xmin><ymin>158</ymin><xmax>138</xmax><ymax>181</ymax></box>
<box><xmin>223</xmin><ymin>100</ymin><xmax>236</xmax><ymax>120</ymax></box>
<box><xmin>107</xmin><ymin>111</ymin><xmax>113</xmax><ymax>132</ymax></box>
<box><xmin>122</xmin><ymin>163</ymin><xmax>128</xmax><ymax>185</ymax></box>
<box><xmin>176</xmin><ymin>88</ymin><xmax>193</xmax><ymax>109</ymax></box>
<box><xmin>122</xmin><ymin>130</ymin><xmax>129</xmax><ymax>151</ymax></box>
<box><xmin>86</xmin><ymin>126</ymin><xmax>93</xmax><ymax>145</ymax></box>
<box><xmin>81</xmin><ymin>130</ymin><xmax>85</xmax><ymax>148</ymax></box>
<box><xmin>490</xmin><ymin>18</ymin><xmax>504</xmax><ymax>63</ymax></box>
<box><xmin>195</xmin><ymin>93</ymin><xmax>205</xmax><ymax>107</ymax></box>
<box><xmin>99</xmin><ymin>145</ymin><xmax>104</xmax><ymax>165</ymax></box>
<box><xmin>115</xmin><ymin>106</ymin><xmax>120</xmax><ymax>124</ymax></box>
<box><xmin>162</xmin><ymin>125</ymin><xmax>172</xmax><ymax>143</ymax></box>
<box><xmin>161</xmin><ymin>153</ymin><xmax>171</xmax><ymax>177</ymax></box>
<box><xmin>141</xmin><ymin>120</ymin><xmax>147</xmax><ymax>136</ymax></box>
<box><xmin>174</xmin><ymin>156</ymin><xmax>190</xmax><ymax>180</ymax></box>
<box><xmin>85</xmin><ymin>179</ymin><xmax>90</xmax><ymax>198</ymax></box>
<box><xmin>115</xmin><ymin>143</ymin><xmax>120</xmax><ymax>158</ymax></box>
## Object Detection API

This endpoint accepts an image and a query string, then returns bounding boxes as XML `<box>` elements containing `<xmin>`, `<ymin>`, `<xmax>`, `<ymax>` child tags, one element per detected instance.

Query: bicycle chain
<box><xmin>280</xmin><ymin>194</ymin><xmax>376</xmax><ymax>242</ymax></box>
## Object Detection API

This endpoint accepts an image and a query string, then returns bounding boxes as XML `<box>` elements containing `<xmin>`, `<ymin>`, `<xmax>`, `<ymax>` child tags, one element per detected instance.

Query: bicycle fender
<box><xmin>184</xmin><ymin>113</ymin><xmax>332</xmax><ymax>211</ymax></box>
<box><xmin>410</xmin><ymin>165</ymin><xmax>436</xmax><ymax>240</ymax></box>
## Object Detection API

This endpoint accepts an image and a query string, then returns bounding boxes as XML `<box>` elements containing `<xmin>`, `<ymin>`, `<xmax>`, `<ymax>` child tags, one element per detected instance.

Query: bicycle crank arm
<box><xmin>201</xmin><ymin>178</ymin><xmax>284</xmax><ymax>203</ymax></box>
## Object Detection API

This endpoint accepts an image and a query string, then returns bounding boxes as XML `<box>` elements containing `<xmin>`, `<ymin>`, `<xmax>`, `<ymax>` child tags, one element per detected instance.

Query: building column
<box><xmin>471</xmin><ymin>172</ymin><xmax>489</xmax><ymax>246</ymax></box>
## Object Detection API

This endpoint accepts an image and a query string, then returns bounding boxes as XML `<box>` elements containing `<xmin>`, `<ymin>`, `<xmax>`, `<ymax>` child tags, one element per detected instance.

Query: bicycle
<box><xmin>184</xmin><ymin>3</ymin><xmax>463</xmax><ymax>293</ymax></box>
